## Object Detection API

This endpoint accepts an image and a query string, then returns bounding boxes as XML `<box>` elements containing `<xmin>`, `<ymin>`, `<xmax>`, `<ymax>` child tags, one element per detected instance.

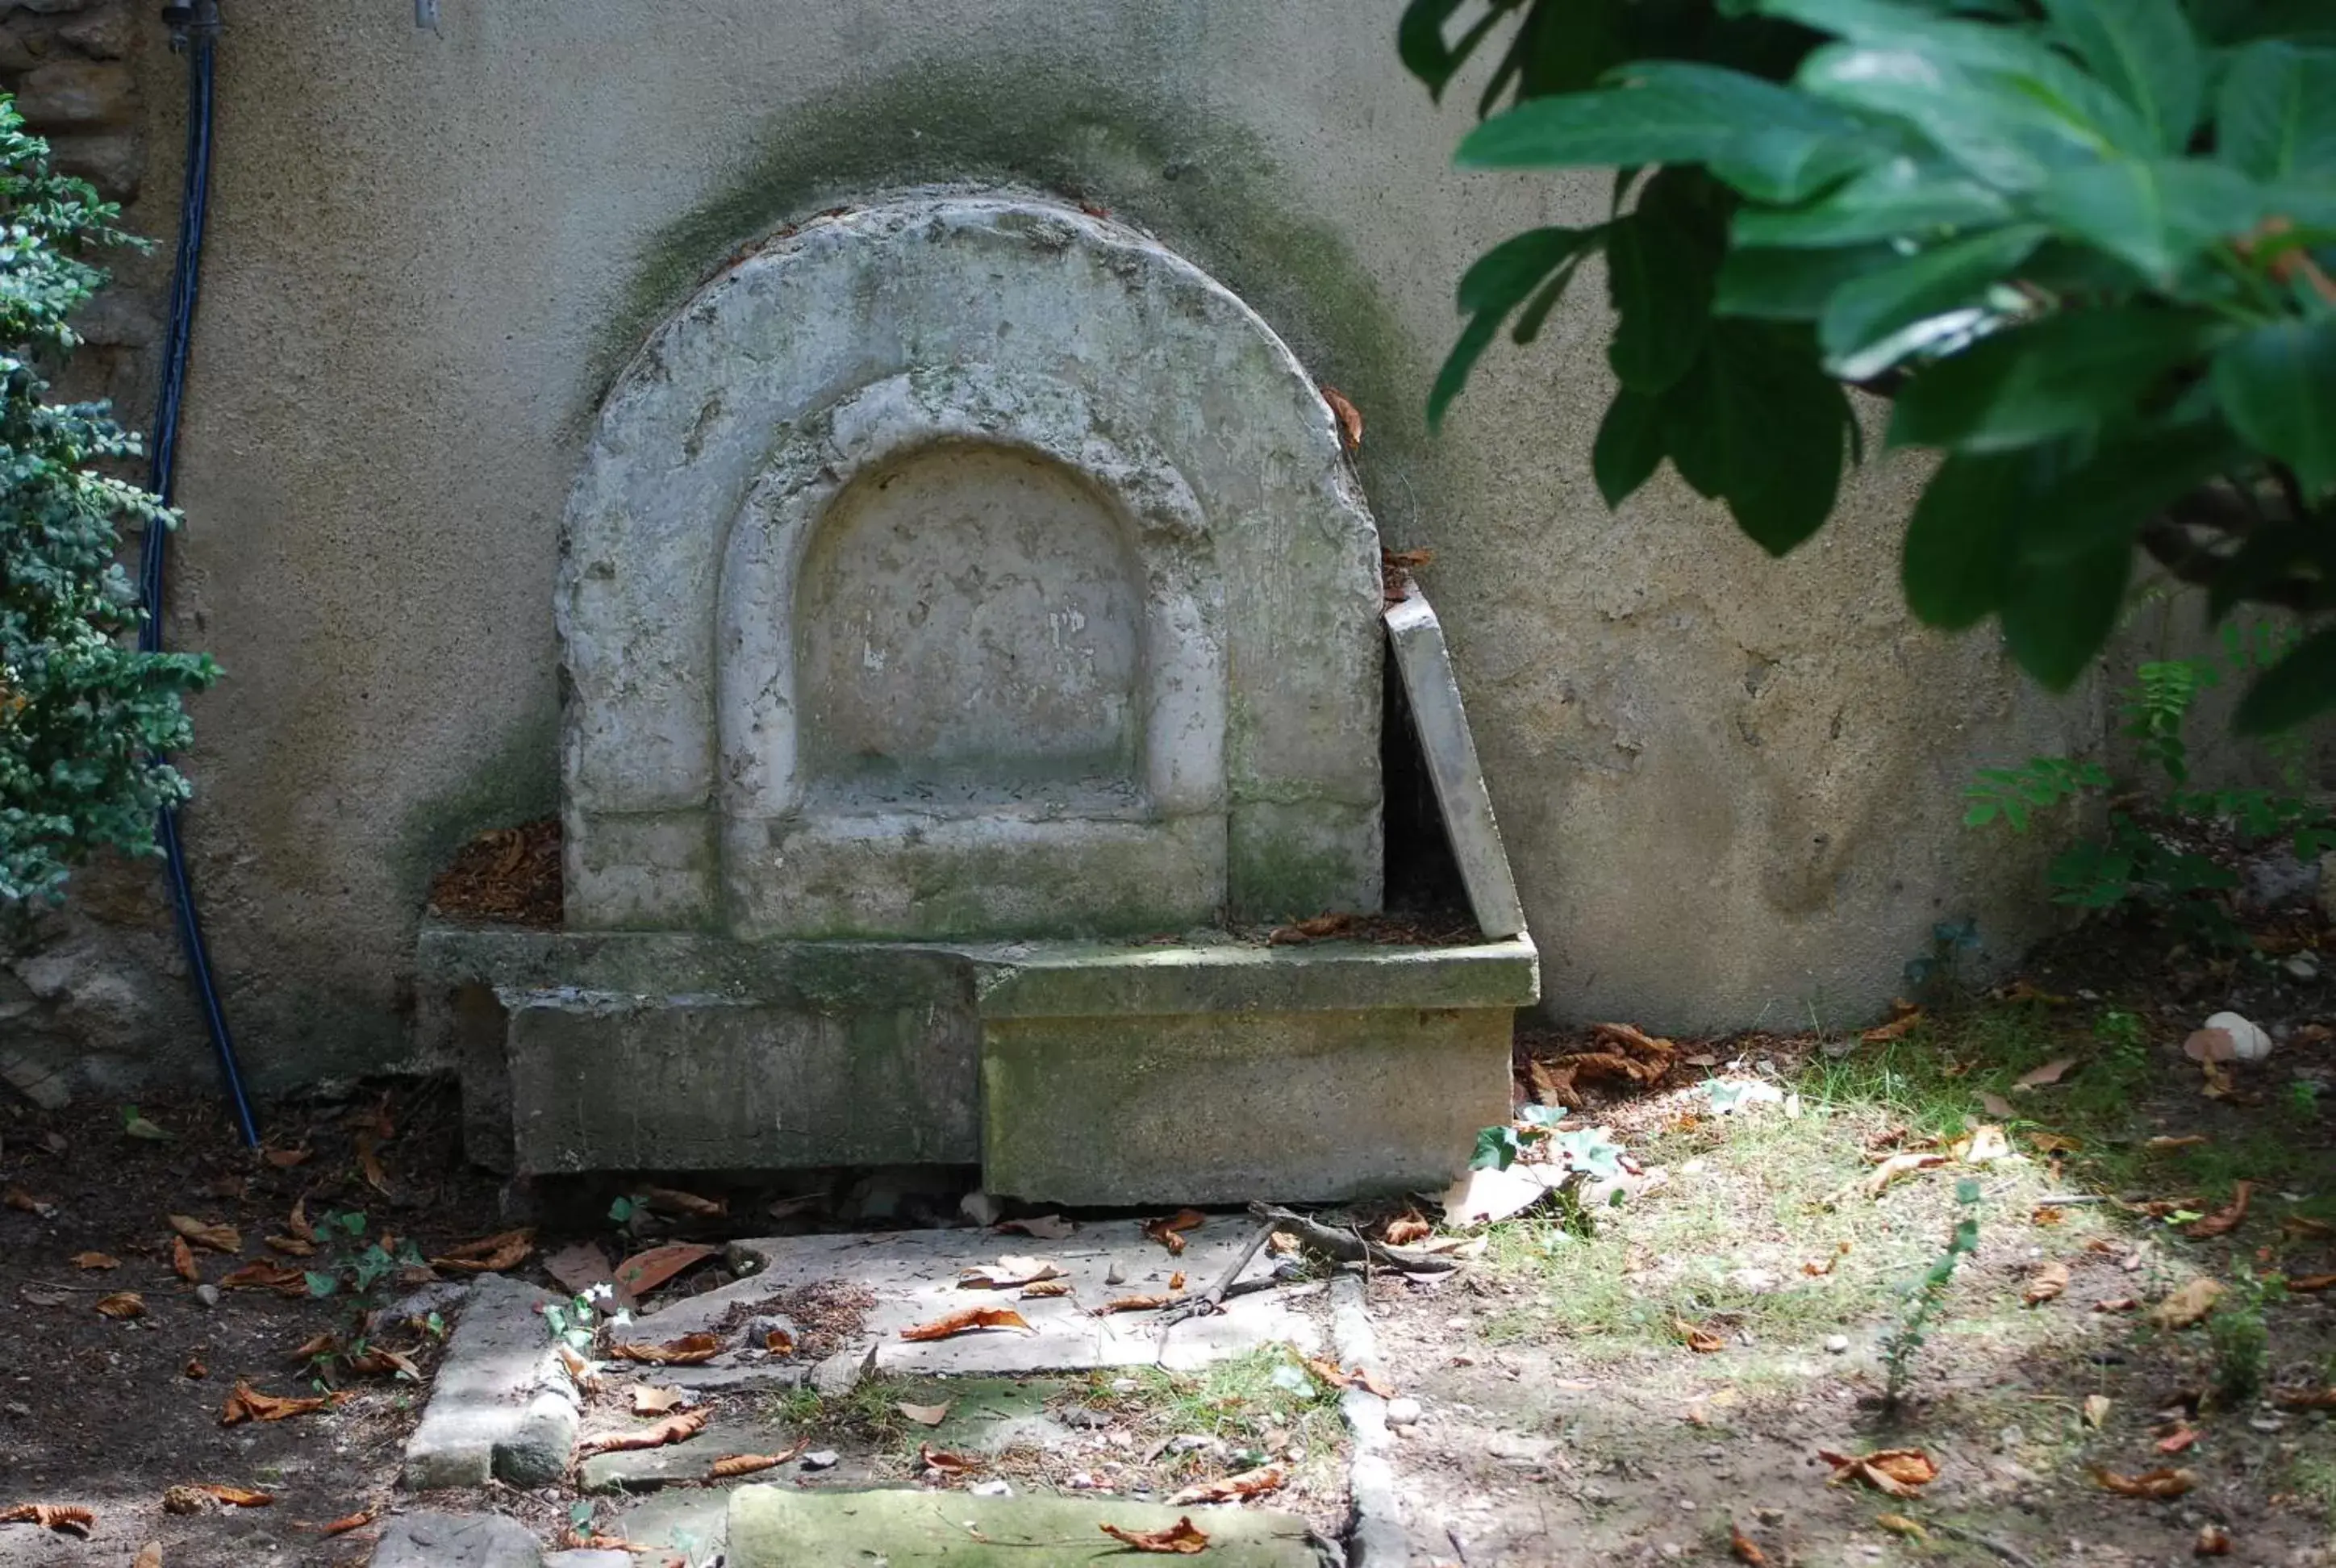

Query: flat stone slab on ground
<box><xmin>639</xmin><ymin>1228</ymin><xmax>1324</xmax><ymax>1374</ymax></box>
<box><xmin>402</xmin><ymin>1274</ymin><xmax>579</xmax><ymax>1489</ymax></box>
<box><xmin>726</xmin><ymin>1486</ymin><xmax>1336</xmax><ymax>1566</ymax></box>
<box><xmin>606</xmin><ymin>1490</ymin><xmax>729</xmax><ymax>1561</ymax></box>
<box><xmin>579</xmin><ymin>1416</ymin><xmax>781</xmax><ymax>1492</ymax></box>
<box><xmin>371</xmin><ymin>1511</ymin><xmax>540</xmax><ymax>1568</ymax></box>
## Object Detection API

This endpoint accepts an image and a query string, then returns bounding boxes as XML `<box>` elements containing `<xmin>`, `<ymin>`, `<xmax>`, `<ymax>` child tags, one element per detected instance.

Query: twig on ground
<box><xmin>1247</xmin><ymin>1203</ymin><xmax>1460</xmax><ymax>1274</ymax></box>
<box><xmin>2031</xmin><ymin>1195</ymin><xmax>2113</xmax><ymax>1207</ymax></box>
<box><xmin>1930</xmin><ymin>1520</ymin><xmax>2042</xmax><ymax>1568</ymax></box>
<box><xmin>1158</xmin><ymin>1220</ymin><xmax>1277</xmax><ymax>1328</ymax></box>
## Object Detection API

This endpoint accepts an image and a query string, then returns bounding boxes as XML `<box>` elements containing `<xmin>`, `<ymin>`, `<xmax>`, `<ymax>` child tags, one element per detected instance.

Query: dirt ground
<box><xmin>2</xmin><ymin>887</ymin><xmax>2333</xmax><ymax>1566</ymax></box>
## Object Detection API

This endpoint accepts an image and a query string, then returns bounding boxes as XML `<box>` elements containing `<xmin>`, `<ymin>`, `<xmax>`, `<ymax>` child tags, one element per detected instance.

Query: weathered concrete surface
<box><xmin>725</xmin><ymin>1487</ymin><xmax>1333</xmax><ymax>1567</ymax></box>
<box><xmin>579</xmin><ymin>1415</ymin><xmax>769</xmax><ymax>1493</ymax></box>
<box><xmin>370</xmin><ymin>1512</ymin><xmax>541</xmax><ymax>1568</ymax></box>
<box><xmin>422</xmin><ymin>927</ymin><xmax>1533</xmax><ymax>1185</ymax></box>
<box><xmin>632</xmin><ymin>1227</ymin><xmax>1324</xmax><ymax>1374</ymax></box>
<box><xmin>40</xmin><ymin>0</ymin><xmax>2123</xmax><ymax>1098</ymax></box>
<box><xmin>401</xmin><ymin>1276</ymin><xmax>578</xmax><ymax>1490</ymax></box>
<box><xmin>1386</xmin><ymin>586</ymin><xmax>1525</xmax><ymax>940</ymax></box>
<box><xmin>567</xmin><ymin>197</ymin><xmax>1379</xmax><ymax>936</ymax></box>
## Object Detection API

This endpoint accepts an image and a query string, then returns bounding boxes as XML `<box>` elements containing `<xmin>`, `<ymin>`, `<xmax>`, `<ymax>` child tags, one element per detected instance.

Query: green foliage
<box><xmin>1966</xmin><ymin>619</ymin><xmax>2334</xmax><ymax>942</ymax></box>
<box><xmin>1473</xmin><ymin>1106</ymin><xmax>1627</xmax><ymax>1181</ymax></box>
<box><xmin>1401</xmin><ymin>0</ymin><xmax>2336</xmax><ymax>729</ymax></box>
<box><xmin>1879</xmin><ymin>1175</ymin><xmax>1980</xmax><ymax>1411</ymax></box>
<box><xmin>2209</xmin><ymin>1272</ymin><xmax>2276</xmax><ymax>1404</ymax></box>
<box><xmin>301</xmin><ymin>1209</ymin><xmax>423</xmax><ymax>1302</ymax></box>
<box><xmin>0</xmin><ymin>98</ymin><xmax>214</xmax><ymax>904</ymax></box>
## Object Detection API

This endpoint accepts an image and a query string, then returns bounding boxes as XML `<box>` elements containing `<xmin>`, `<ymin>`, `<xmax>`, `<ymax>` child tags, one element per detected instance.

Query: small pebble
<box><xmin>970</xmin><ymin>1479</ymin><xmax>1012</xmax><ymax>1497</ymax></box>
<box><xmin>1109</xmin><ymin>1377</ymin><xmax>1139</xmax><ymax>1395</ymax></box>
<box><xmin>194</xmin><ymin>1284</ymin><xmax>220</xmax><ymax>1309</ymax></box>
<box><xmin>802</xmin><ymin>1449</ymin><xmax>839</xmax><ymax>1471</ymax></box>
<box><xmin>1825</xmin><ymin>1335</ymin><xmax>1850</xmax><ymax>1354</ymax></box>
<box><xmin>1658</xmin><ymin>1545</ymin><xmax>1683</xmax><ymax>1561</ymax></box>
<box><xmin>1105</xmin><ymin>1262</ymin><xmax>1127</xmax><ymax>1287</ymax></box>
<box><xmin>1384</xmin><ymin>1397</ymin><xmax>1423</xmax><ymax>1427</ymax></box>
<box><xmin>1444</xmin><ymin>1316</ymin><xmax>1469</xmax><ymax>1332</ymax></box>
<box><xmin>1065</xmin><ymin>1471</ymin><xmax>1094</xmax><ymax>1490</ymax></box>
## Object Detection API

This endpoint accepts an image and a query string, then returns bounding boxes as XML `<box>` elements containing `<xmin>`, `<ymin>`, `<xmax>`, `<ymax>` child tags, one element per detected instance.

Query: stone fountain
<box><xmin>416</xmin><ymin>193</ymin><xmax>1536</xmax><ymax>1203</ymax></box>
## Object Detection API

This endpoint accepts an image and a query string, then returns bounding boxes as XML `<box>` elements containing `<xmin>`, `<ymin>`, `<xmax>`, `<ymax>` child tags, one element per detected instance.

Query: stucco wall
<box><xmin>12</xmin><ymin>0</ymin><xmax>2104</xmax><ymax>1087</ymax></box>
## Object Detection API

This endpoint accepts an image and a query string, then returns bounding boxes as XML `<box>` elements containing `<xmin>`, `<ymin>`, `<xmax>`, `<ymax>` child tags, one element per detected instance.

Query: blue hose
<box><xmin>140</xmin><ymin>0</ymin><xmax>257</xmax><ymax>1148</ymax></box>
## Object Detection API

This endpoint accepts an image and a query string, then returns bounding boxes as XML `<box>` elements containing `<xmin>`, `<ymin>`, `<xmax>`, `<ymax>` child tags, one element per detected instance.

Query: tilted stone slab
<box><xmin>725</xmin><ymin>1487</ymin><xmax>1336</xmax><ymax>1567</ymax></box>
<box><xmin>1385</xmin><ymin>585</ymin><xmax>1525</xmax><ymax>941</ymax></box>
<box><xmin>402</xmin><ymin>1275</ymin><xmax>578</xmax><ymax>1490</ymax></box>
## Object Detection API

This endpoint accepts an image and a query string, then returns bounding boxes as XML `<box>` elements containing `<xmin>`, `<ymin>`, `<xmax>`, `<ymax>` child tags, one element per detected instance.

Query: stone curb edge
<box><xmin>1329</xmin><ymin>1273</ymin><xmax>1408</xmax><ymax>1568</ymax></box>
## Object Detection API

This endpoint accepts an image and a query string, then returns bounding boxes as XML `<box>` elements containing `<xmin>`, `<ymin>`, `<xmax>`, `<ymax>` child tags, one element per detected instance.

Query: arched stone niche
<box><xmin>561</xmin><ymin>194</ymin><xmax>1383</xmax><ymax>939</ymax></box>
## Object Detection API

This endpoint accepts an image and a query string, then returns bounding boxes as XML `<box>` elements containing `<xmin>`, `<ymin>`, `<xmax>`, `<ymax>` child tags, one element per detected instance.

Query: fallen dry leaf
<box><xmin>0</xmin><ymin>1504</ymin><xmax>94</xmax><ymax>1537</ymax></box>
<box><xmin>2148</xmin><ymin>1135</ymin><xmax>2211</xmax><ymax>1151</ymax></box>
<box><xmin>1382</xmin><ymin>1213</ymin><xmax>1433</xmax><ymax>1247</ymax></box>
<box><xmin>2150</xmin><ymin>1278</ymin><xmax>2226</xmax><ymax>1329</ymax></box>
<box><xmin>1865</xmin><ymin>1151</ymin><xmax>1948</xmax><ymax>1197</ymax></box>
<box><xmin>1169</xmin><ymin>1462</ymin><xmax>1289</xmax><ymax>1505</ymax></box>
<box><xmin>1020</xmin><ymin>1279</ymin><xmax>1072</xmax><ymax>1299</ymax></box>
<box><xmin>71</xmin><ymin>1251</ymin><xmax>119</xmax><ymax>1271</ymax></box>
<box><xmin>2282</xmin><ymin>1215</ymin><xmax>2334</xmax><ymax>1239</ymax></box>
<box><xmin>576</xmin><ymin>1407</ymin><xmax>708</xmax><ymax>1458</ymax></box>
<box><xmin>994</xmin><ymin>1214</ymin><xmax>1076</xmax><ymax>1241</ymax></box>
<box><xmin>2</xmin><ymin>1186</ymin><xmax>54</xmax><ymax>1217</ymax></box>
<box><xmin>1141</xmin><ymin>1209</ymin><xmax>1207</xmax><ymax>1255</ymax></box>
<box><xmin>2092</xmin><ymin>1466</ymin><xmax>2193</xmax><ymax>1499</ymax></box>
<box><xmin>1874</xmin><ymin>1514</ymin><xmax>1929</xmax><ymax>1541</ymax></box>
<box><xmin>1675</xmin><ymin>1318</ymin><xmax>1727</xmax><ymax>1354</ymax></box>
<box><xmin>189</xmin><ymin>1485</ymin><xmax>270</xmax><ymax>1508</ymax></box>
<box><xmin>168</xmin><ymin>1215</ymin><xmax>240</xmax><ymax>1253</ymax></box>
<box><xmin>1819</xmin><ymin>1448</ymin><xmax>1938</xmax><ymax>1498</ymax></box>
<box><xmin>345</xmin><ymin>1348</ymin><xmax>421</xmax><ymax>1380</ymax></box>
<box><xmin>1729</xmin><ymin>1521</ymin><xmax>1771</xmax><ymax>1566</ymax></box>
<box><xmin>217</xmin><ymin>1261</ymin><xmax>307</xmax><ymax>1296</ymax></box>
<box><xmin>2285</xmin><ymin>1273</ymin><xmax>2336</xmax><ymax>1293</ymax></box>
<box><xmin>2013</xmin><ymin>1057</ymin><xmax>2076</xmax><ymax>1089</ymax></box>
<box><xmin>957</xmin><ymin>1256</ymin><xmax>1064</xmax><ymax>1290</ymax></box>
<box><xmin>2271</xmin><ymin>1386</ymin><xmax>2336</xmax><ymax>1410</ymax></box>
<box><xmin>315</xmin><ymin>1512</ymin><xmax>374</xmax><ymax>1537</ymax></box>
<box><xmin>2025</xmin><ymin>1261</ymin><xmax>2071</xmax><ymax>1307</ymax></box>
<box><xmin>1802</xmin><ymin>1241</ymin><xmax>1851</xmax><ymax>1277</ymax></box>
<box><xmin>260</xmin><ymin>1145</ymin><xmax>311</xmax><ymax>1169</ymax></box>
<box><xmin>428</xmin><ymin>1228</ymin><xmax>533</xmax><ymax>1274</ymax></box>
<box><xmin>642</xmin><ymin>1186</ymin><xmax>725</xmax><ymax>1219</ymax></box>
<box><xmin>765</xmin><ymin>1327</ymin><xmax>796</xmax><ymax>1354</ymax></box>
<box><xmin>290</xmin><ymin>1332</ymin><xmax>338</xmax><ymax>1363</ymax></box>
<box><xmin>607</xmin><ymin>1332</ymin><xmax>722</xmax><ymax>1366</ymax></box>
<box><xmin>2196</xmin><ymin>1524</ymin><xmax>2231</xmax><ymax>1556</ymax></box>
<box><xmin>919</xmin><ymin>1444</ymin><xmax>980</xmax><ymax>1473</ymax></box>
<box><xmin>265</xmin><ymin>1234</ymin><xmax>314</xmax><ymax>1257</ymax></box>
<box><xmin>900</xmin><ymin>1306</ymin><xmax>1035</xmax><ymax>1341</ymax></box>
<box><xmin>96</xmin><ymin>1291</ymin><xmax>146</xmax><ymax>1320</ymax></box>
<box><xmin>354</xmin><ymin>1132</ymin><xmax>390</xmax><ymax>1195</ymax></box>
<box><xmin>2093</xmin><ymin>1295</ymin><xmax>2140</xmax><ymax>1314</ymax></box>
<box><xmin>2026</xmin><ymin>1131</ymin><xmax>2082</xmax><ymax>1154</ymax></box>
<box><xmin>1320</xmin><ymin>386</ymin><xmax>1363</xmax><ymax>451</ymax></box>
<box><xmin>897</xmin><ymin>1401</ymin><xmax>951</xmax><ymax>1426</ymax></box>
<box><xmin>1956</xmin><ymin>1124</ymin><xmax>2014</xmax><ymax>1165</ymax></box>
<box><xmin>611</xmin><ymin>1241</ymin><xmax>717</xmax><ymax>1303</ymax></box>
<box><xmin>2184</xmin><ymin>1182</ymin><xmax>2252</xmax><ymax>1239</ymax></box>
<box><xmin>2157</xmin><ymin>1424</ymin><xmax>2202</xmax><ymax>1453</ymax></box>
<box><xmin>135</xmin><ymin>1545</ymin><xmax>161</xmax><ymax>1568</ymax></box>
<box><xmin>707</xmin><ymin>1442</ymin><xmax>807</xmax><ymax>1480</ymax></box>
<box><xmin>183</xmin><ymin>1358</ymin><xmax>206</xmax><ymax>1380</ymax></box>
<box><xmin>1100</xmin><ymin>1516</ymin><xmax>1210</xmax><ymax>1555</ymax></box>
<box><xmin>1862</xmin><ymin>1007</ymin><xmax>1924</xmax><ymax>1045</ymax></box>
<box><xmin>172</xmin><ymin>1236</ymin><xmax>200</xmax><ymax>1282</ymax></box>
<box><xmin>630</xmin><ymin>1384</ymin><xmax>686</xmax><ymax>1417</ymax></box>
<box><xmin>2032</xmin><ymin>1205</ymin><xmax>2066</xmax><ymax>1227</ymax></box>
<box><xmin>2083</xmin><ymin>1394</ymin><xmax>2112</xmax><ymax>1430</ymax></box>
<box><xmin>543</xmin><ymin>1241</ymin><xmax>615</xmax><ymax>1300</ymax></box>
<box><xmin>1304</xmin><ymin>1357</ymin><xmax>1395</xmax><ymax>1397</ymax></box>
<box><xmin>219</xmin><ymin>1382</ymin><xmax>340</xmax><ymax>1425</ymax></box>
<box><xmin>1096</xmin><ymin>1293</ymin><xmax>1179</xmax><ymax>1315</ymax></box>
<box><xmin>286</xmin><ymin>1199</ymin><xmax>315</xmax><ymax>1245</ymax></box>
<box><xmin>1979</xmin><ymin>1091</ymin><xmax>2016</xmax><ymax>1118</ymax></box>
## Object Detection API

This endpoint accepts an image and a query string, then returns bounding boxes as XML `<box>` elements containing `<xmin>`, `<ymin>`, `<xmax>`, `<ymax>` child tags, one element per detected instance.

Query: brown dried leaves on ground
<box><xmin>1101</xmin><ymin>1516</ymin><xmax>1211</xmax><ymax>1554</ymax></box>
<box><xmin>1818</xmin><ymin>1448</ymin><xmax>1938</xmax><ymax>1498</ymax></box>
<box><xmin>576</xmin><ymin>1407</ymin><xmax>708</xmax><ymax>1458</ymax></box>
<box><xmin>0</xmin><ymin>1504</ymin><xmax>94</xmax><ymax>1536</ymax></box>
<box><xmin>899</xmin><ymin>1307</ymin><xmax>1034</xmax><ymax>1341</ymax></box>
<box><xmin>606</xmin><ymin>1332</ymin><xmax>722</xmax><ymax>1366</ymax></box>
<box><xmin>428</xmin><ymin>816</ymin><xmax>561</xmax><ymax>926</ymax></box>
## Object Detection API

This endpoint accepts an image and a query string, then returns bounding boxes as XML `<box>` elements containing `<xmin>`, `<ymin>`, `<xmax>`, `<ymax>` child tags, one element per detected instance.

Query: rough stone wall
<box><xmin>3</xmin><ymin>0</ymin><xmax>2148</xmax><ymax>1100</ymax></box>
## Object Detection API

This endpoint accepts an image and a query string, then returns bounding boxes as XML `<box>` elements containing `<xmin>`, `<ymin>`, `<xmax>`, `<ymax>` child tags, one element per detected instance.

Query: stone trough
<box><xmin>415</xmin><ymin>192</ymin><xmax>1537</xmax><ymax>1203</ymax></box>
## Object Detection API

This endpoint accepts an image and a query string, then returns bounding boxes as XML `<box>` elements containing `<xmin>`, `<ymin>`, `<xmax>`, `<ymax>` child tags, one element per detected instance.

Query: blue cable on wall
<box><xmin>143</xmin><ymin>0</ymin><xmax>257</xmax><ymax>1148</ymax></box>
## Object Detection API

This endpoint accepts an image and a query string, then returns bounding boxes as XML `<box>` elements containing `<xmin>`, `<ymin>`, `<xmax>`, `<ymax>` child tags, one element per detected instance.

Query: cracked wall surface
<box><xmin>9</xmin><ymin>0</ymin><xmax>2119</xmax><ymax>1090</ymax></box>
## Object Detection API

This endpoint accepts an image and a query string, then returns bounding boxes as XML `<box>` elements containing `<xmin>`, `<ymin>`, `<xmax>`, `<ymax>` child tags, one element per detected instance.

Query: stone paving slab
<box><xmin>402</xmin><ymin>1275</ymin><xmax>580</xmax><ymax>1490</ymax></box>
<box><xmin>578</xmin><ymin>1416</ymin><xmax>778</xmax><ymax>1493</ymax></box>
<box><xmin>725</xmin><ymin>1487</ymin><xmax>1336</xmax><ymax>1566</ymax></box>
<box><xmin>636</xmin><ymin>1227</ymin><xmax>1324</xmax><ymax>1375</ymax></box>
<box><xmin>370</xmin><ymin>1511</ymin><xmax>540</xmax><ymax>1568</ymax></box>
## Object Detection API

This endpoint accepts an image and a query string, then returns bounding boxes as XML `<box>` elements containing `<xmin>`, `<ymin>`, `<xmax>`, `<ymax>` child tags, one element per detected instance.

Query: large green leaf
<box><xmin>1714</xmin><ymin>244</ymin><xmax>1899</xmax><ymax>319</ymax></box>
<box><xmin>1817</xmin><ymin>223</ymin><xmax>2045</xmax><ymax>366</ymax></box>
<box><xmin>1432</xmin><ymin>226</ymin><xmax>1606</xmax><ymax>427</ymax></box>
<box><xmin>1661</xmin><ymin>323</ymin><xmax>1851</xmax><ymax>555</ymax></box>
<box><xmin>2211</xmin><ymin>319</ymin><xmax>2336</xmax><ymax>492</ymax></box>
<box><xmin>2019</xmin><ymin>419</ymin><xmax>2249</xmax><ymax>563</ymax></box>
<box><xmin>2038</xmin><ymin>0</ymin><xmax>2203</xmax><ymax>154</ymax></box>
<box><xmin>2216</xmin><ymin>41</ymin><xmax>2336</xmax><ymax>181</ymax></box>
<box><xmin>1458</xmin><ymin>63</ymin><xmax>1866</xmax><ymax>202</ymax></box>
<box><xmin>1398</xmin><ymin>0</ymin><xmax>1487</xmax><ymax>98</ymax></box>
<box><xmin>1591</xmin><ymin>389</ymin><xmax>1666</xmax><ymax>508</ymax></box>
<box><xmin>2234</xmin><ymin>624</ymin><xmax>2336</xmax><ymax>733</ymax></box>
<box><xmin>1606</xmin><ymin>172</ymin><xmax>1721</xmax><ymax>393</ymax></box>
<box><xmin>2038</xmin><ymin>158</ymin><xmax>2268</xmax><ymax>284</ymax></box>
<box><xmin>1733</xmin><ymin>156</ymin><xmax>2014</xmax><ymax>248</ymax></box>
<box><xmin>1888</xmin><ymin>306</ymin><xmax>2224</xmax><ymax>452</ymax></box>
<box><xmin>1998</xmin><ymin>538</ymin><xmax>2133</xmax><ymax>688</ymax></box>
<box><xmin>1901</xmin><ymin>449</ymin><xmax>2034</xmax><ymax>627</ymax></box>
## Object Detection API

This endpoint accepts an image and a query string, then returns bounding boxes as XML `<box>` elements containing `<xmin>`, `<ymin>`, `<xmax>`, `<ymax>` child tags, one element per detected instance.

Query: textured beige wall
<box><xmin>18</xmin><ymin>0</ymin><xmax>2104</xmax><ymax>1084</ymax></box>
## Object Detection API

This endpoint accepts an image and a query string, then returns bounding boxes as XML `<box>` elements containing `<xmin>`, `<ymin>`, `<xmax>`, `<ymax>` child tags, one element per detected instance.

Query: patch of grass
<box><xmin>2288</xmin><ymin>1453</ymin><xmax>2336</xmax><ymax>1520</ymax></box>
<box><xmin>757</xmin><ymin>1372</ymin><xmax>937</xmax><ymax>1460</ymax></box>
<box><xmin>1063</xmin><ymin>1345</ymin><xmax>1346</xmax><ymax>1470</ymax></box>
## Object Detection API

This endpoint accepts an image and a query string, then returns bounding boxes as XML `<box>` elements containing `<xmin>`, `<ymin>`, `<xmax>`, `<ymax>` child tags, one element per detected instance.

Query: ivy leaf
<box><xmin>2211</xmin><ymin>319</ymin><xmax>2336</xmax><ymax>493</ymax></box>
<box><xmin>2235</xmin><ymin>625</ymin><xmax>2336</xmax><ymax>734</ymax></box>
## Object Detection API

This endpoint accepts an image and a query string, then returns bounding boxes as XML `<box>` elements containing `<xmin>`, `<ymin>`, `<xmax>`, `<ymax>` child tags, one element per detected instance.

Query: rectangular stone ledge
<box><xmin>969</xmin><ymin>936</ymin><xmax>1539</xmax><ymax>1018</ymax></box>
